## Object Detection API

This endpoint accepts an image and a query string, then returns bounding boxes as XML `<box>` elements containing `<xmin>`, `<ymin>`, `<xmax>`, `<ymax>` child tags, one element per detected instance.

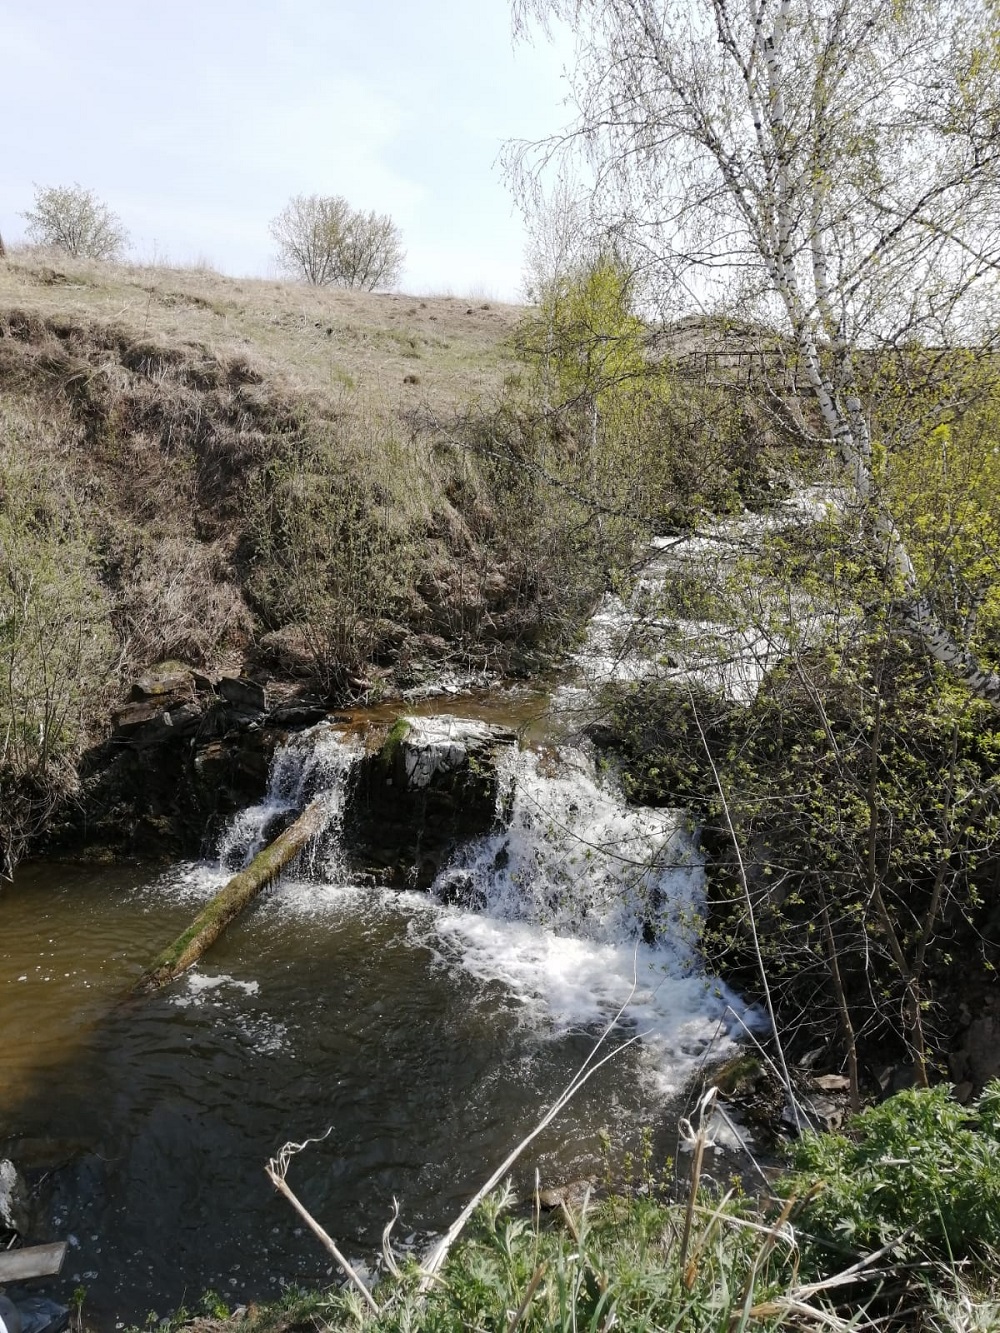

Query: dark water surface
<box><xmin>1</xmin><ymin>859</ymin><xmax>688</xmax><ymax>1327</ymax></box>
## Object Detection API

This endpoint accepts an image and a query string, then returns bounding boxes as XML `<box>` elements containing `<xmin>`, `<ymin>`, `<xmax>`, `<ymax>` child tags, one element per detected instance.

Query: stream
<box><xmin>1</xmin><ymin>513</ymin><xmax>787</xmax><ymax>1324</ymax></box>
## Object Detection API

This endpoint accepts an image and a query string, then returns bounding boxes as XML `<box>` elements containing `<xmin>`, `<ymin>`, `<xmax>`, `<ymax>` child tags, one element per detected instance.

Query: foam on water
<box><xmin>215</xmin><ymin>722</ymin><xmax>358</xmax><ymax>870</ymax></box>
<box><xmin>237</xmin><ymin>741</ymin><xmax>757</xmax><ymax>1094</ymax></box>
<box><xmin>424</xmin><ymin>748</ymin><xmax>752</xmax><ymax>1091</ymax></box>
<box><xmin>169</xmin><ymin>969</ymin><xmax>290</xmax><ymax>1052</ymax></box>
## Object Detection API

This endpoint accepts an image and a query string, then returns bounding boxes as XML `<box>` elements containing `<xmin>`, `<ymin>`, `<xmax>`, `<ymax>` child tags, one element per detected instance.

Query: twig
<box><xmin>678</xmin><ymin>1086</ymin><xmax>718</xmax><ymax>1285</ymax></box>
<box><xmin>381</xmin><ymin>1197</ymin><xmax>403</xmax><ymax>1280</ymax></box>
<box><xmin>506</xmin><ymin>1260</ymin><xmax>549</xmax><ymax>1333</ymax></box>
<box><xmin>265</xmin><ymin>1134</ymin><xmax>381</xmax><ymax>1315</ymax></box>
<box><xmin>686</xmin><ymin>686</ymin><xmax>801</xmax><ymax>1126</ymax></box>
<box><xmin>789</xmin><ymin>1228</ymin><xmax>915</xmax><ymax>1298</ymax></box>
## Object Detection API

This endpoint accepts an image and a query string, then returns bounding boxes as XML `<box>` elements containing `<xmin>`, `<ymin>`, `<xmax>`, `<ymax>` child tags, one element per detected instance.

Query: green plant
<box><xmin>784</xmin><ymin>1082</ymin><xmax>1000</xmax><ymax>1263</ymax></box>
<box><xmin>316</xmin><ymin>1183</ymin><xmax>806</xmax><ymax>1333</ymax></box>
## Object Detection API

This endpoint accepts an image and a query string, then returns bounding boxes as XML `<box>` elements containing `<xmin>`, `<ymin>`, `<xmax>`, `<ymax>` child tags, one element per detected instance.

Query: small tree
<box><xmin>21</xmin><ymin>183</ymin><xmax>129</xmax><ymax>260</ymax></box>
<box><xmin>270</xmin><ymin>194</ymin><xmax>404</xmax><ymax>290</ymax></box>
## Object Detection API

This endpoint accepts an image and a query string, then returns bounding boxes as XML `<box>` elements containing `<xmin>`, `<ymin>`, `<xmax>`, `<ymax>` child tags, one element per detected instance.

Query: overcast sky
<box><xmin>1</xmin><ymin>0</ymin><xmax>572</xmax><ymax>299</ymax></box>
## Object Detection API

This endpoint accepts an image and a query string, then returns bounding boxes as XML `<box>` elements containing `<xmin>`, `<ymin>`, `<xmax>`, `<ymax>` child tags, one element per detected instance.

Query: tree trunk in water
<box><xmin>131</xmin><ymin>796</ymin><xmax>330</xmax><ymax>996</ymax></box>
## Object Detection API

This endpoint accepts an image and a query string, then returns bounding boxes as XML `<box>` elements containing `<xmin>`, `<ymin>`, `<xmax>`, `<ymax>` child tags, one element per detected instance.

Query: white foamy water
<box><xmin>169</xmin><ymin>970</ymin><xmax>261</xmax><ymax>1007</ymax></box>
<box><xmin>215</xmin><ymin>722</ymin><xmax>359</xmax><ymax>870</ymax></box>
<box><xmin>424</xmin><ymin>748</ymin><xmax>752</xmax><ymax>1092</ymax></box>
<box><xmin>567</xmin><ymin>493</ymin><xmax>839</xmax><ymax>703</ymax></box>
<box><xmin>237</xmin><ymin>740</ymin><xmax>757</xmax><ymax>1094</ymax></box>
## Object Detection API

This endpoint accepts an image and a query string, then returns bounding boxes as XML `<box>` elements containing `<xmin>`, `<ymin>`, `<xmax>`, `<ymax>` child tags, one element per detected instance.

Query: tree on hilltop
<box><xmin>22</xmin><ymin>183</ymin><xmax>129</xmax><ymax>260</ymax></box>
<box><xmin>270</xmin><ymin>194</ymin><xmax>404</xmax><ymax>290</ymax></box>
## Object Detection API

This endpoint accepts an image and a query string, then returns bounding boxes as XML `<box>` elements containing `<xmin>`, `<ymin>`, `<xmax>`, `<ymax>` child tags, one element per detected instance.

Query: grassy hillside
<box><xmin>0</xmin><ymin>253</ymin><xmax>601</xmax><ymax>867</ymax></box>
<box><xmin>0</xmin><ymin>253</ymin><xmax>523</xmax><ymax>407</ymax></box>
<box><xmin>0</xmin><ymin>249</ymin><xmax>789</xmax><ymax>869</ymax></box>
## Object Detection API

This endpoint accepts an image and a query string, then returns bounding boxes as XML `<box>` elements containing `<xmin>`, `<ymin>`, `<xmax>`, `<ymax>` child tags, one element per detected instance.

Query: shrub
<box><xmin>315</xmin><ymin>1184</ymin><xmax>803</xmax><ymax>1333</ymax></box>
<box><xmin>784</xmin><ymin>1081</ymin><xmax>1000</xmax><ymax>1261</ymax></box>
<box><xmin>270</xmin><ymin>194</ymin><xmax>404</xmax><ymax>290</ymax></box>
<box><xmin>0</xmin><ymin>410</ymin><xmax>115</xmax><ymax>873</ymax></box>
<box><xmin>21</xmin><ymin>183</ymin><xmax>129</xmax><ymax>260</ymax></box>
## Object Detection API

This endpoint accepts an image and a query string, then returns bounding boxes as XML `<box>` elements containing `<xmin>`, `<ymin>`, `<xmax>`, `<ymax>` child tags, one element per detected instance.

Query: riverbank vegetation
<box><xmin>140</xmin><ymin>1081</ymin><xmax>1000</xmax><ymax>1333</ymax></box>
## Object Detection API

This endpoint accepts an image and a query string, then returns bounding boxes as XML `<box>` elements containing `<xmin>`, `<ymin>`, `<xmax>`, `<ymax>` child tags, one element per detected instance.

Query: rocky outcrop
<box><xmin>343</xmin><ymin>715</ymin><xmax>517</xmax><ymax>887</ymax></box>
<box><xmin>42</xmin><ymin>664</ymin><xmax>324</xmax><ymax>861</ymax></box>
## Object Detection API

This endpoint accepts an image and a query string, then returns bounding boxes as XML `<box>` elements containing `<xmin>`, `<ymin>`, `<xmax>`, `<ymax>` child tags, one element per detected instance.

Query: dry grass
<box><xmin>0</xmin><ymin>249</ymin><xmax>598</xmax><ymax>705</ymax></box>
<box><xmin>0</xmin><ymin>250</ymin><xmax>525</xmax><ymax>415</ymax></box>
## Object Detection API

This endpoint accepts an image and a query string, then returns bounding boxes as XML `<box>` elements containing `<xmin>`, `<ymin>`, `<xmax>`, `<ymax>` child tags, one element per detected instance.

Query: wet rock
<box><xmin>343</xmin><ymin>714</ymin><xmax>517</xmax><ymax>888</ymax></box>
<box><xmin>397</xmin><ymin>716</ymin><xmax>509</xmax><ymax>788</ymax></box>
<box><xmin>435</xmin><ymin>868</ymin><xmax>486</xmax><ymax>910</ymax></box>
<box><xmin>42</xmin><ymin>714</ymin><xmax>288</xmax><ymax>860</ymax></box>
<box><xmin>536</xmin><ymin>1180</ymin><xmax>595</xmax><ymax>1212</ymax></box>
<box><xmin>267</xmin><ymin>699</ymin><xmax>328</xmax><ymax>728</ymax></box>
<box><xmin>219</xmin><ymin>676</ymin><xmax>268</xmax><ymax>713</ymax></box>
<box><xmin>0</xmin><ymin>1159</ymin><xmax>29</xmax><ymax>1235</ymax></box>
<box><xmin>0</xmin><ymin>1295</ymin><xmax>20</xmax><ymax>1333</ymax></box>
<box><xmin>9</xmin><ymin>1298</ymin><xmax>68</xmax><ymax>1333</ymax></box>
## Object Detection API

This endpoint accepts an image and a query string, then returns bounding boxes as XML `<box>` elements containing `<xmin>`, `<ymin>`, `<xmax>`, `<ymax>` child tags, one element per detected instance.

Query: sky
<box><xmin>1</xmin><ymin>0</ymin><xmax>573</xmax><ymax>300</ymax></box>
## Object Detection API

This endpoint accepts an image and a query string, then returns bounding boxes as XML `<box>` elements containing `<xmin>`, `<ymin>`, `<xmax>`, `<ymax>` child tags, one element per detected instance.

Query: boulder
<box><xmin>343</xmin><ymin>714</ymin><xmax>517</xmax><ymax>887</ymax></box>
<box><xmin>218</xmin><ymin>675</ymin><xmax>268</xmax><ymax>713</ymax></box>
<box><xmin>113</xmin><ymin>698</ymin><xmax>207</xmax><ymax>747</ymax></box>
<box><xmin>396</xmin><ymin>716</ymin><xmax>510</xmax><ymax>789</ymax></box>
<box><xmin>130</xmin><ymin>662</ymin><xmax>198</xmax><ymax>703</ymax></box>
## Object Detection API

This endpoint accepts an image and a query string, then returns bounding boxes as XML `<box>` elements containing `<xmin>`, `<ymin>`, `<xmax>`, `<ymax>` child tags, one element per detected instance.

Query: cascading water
<box><xmin>234</xmin><ymin>725</ymin><xmax>752</xmax><ymax>1095</ymax></box>
<box><xmin>424</xmin><ymin>745</ymin><xmax>748</xmax><ymax>1093</ymax></box>
<box><xmin>215</xmin><ymin>723</ymin><xmax>359</xmax><ymax>871</ymax></box>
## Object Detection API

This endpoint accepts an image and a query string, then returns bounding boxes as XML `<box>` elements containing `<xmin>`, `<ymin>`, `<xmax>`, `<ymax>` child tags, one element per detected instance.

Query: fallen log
<box><xmin>0</xmin><ymin>1242</ymin><xmax>67</xmax><ymax>1282</ymax></box>
<box><xmin>132</xmin><ymin>796</ymin><xmax>329</xmax><ymax>995</ymax></box>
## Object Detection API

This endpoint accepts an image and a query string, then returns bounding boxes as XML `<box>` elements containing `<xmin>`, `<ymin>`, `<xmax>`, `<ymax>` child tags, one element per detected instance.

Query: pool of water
<box><xmin>1</xmin><ymin>720</ymin><xmax>751</xmax><ymax>1327</ymax></box>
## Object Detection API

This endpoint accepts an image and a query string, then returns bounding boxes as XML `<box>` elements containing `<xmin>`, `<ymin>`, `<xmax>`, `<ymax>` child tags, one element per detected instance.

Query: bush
<box><xmin>0</xmin><ymin>409</ymin><xmax>115</xmax><ymax>873</ymax></box>
<box><xmin>784</xmin><ymin>1081</ymin><xmax>1000</xmax><ymax>1261</ymax></box>
<box><xmin>270</xmin><ymin>194</ymin><xmax>404</xmax><ymax>290</ymax></box>
<box><xmin>244</xmin><ymin>400</ymin><xmax>427</xmax><ymax>696</ymax></box>
<box><xmin>21</xmin><ymin>183</ymin><xmax>129</xmax><ymax>260</ymax></box>
<box><xmin>314</xmin><ymin>1183</ymin><xmax>803</xmax><ymax>1333</ymax></box>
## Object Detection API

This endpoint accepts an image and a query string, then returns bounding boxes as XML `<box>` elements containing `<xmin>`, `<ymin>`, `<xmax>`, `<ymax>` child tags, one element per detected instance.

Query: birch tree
<box><xmin>513</xmin><ymin>0</ymin><xmax>1000</xmax><ymax>700</ymax></box>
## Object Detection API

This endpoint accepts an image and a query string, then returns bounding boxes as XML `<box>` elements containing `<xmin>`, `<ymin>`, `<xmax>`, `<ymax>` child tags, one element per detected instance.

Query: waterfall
<box><xmin>203</xmin><ymin>721</ymin><xmax>753</xmax><ymax>1092</ymax></box>
<box><xmin>421</xmin><ymin>745</ymin><xmax>746</xmax><ymax>1091</ymax></box>
<box><xmin>215</xmin><ymin>723</ymin><xmax>359</xmax><ymax>871</ymax></box>
<box><xmin>434</xmin><ymin>747</ymin><xmax>703</xmax><ymax>952</ymax></box>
